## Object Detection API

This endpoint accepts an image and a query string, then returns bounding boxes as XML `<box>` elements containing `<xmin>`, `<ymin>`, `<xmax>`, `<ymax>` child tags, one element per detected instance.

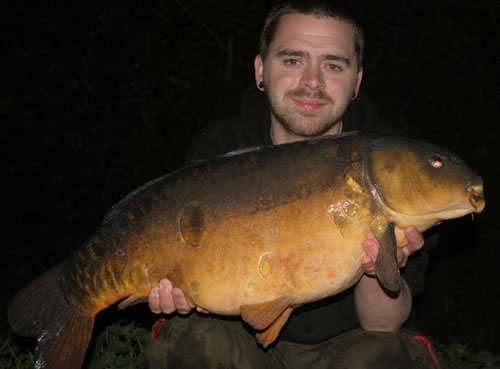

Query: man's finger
<box><xmin>361</xmin><ymin>254</ymin><xmax>376</xmax><ymax>276</ymax></box>
<box><xmin>362</xmin><ymin>238</ymin><xmax>379</xmax><ymax>260</ymax></box>
<box><xmin>404</xmin><ymin>226</ymin><xmax>424</xmax><ymax>252</ymax></box>
<box><xmin>148</xmin><ymin>285</ymin><xmax>162</xmax><ymax>314</ymax></box>
<box><xmin>158</xmin><ymin>278</ymin><xmax>176</xmax><ymax>314</ymax></box>
<box><xmin>397</xmin><ymin>247</ymin><xmax>409</xmax><ymax>268</ymax></box>
<box><xmin>365</xmin><ymin>230</ymin><xmax>377</xmax><ymax>241</ymax></box>
<box><xmin>172</xmin><ymin>287</ymin><xmax>193</xmax><ymax>314</ymax></box>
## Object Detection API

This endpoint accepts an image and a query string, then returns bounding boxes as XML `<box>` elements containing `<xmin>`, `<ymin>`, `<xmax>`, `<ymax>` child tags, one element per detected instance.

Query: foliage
<box><xmin>0</xmin><ymin>336</ymin><xmax>33</xmax><ymax>369</ymax></box>
<box><xmin>87</xmin><ymin>320</ymin><xmax>151</xmax><ymax>369</ymax></box>
<box><xmin>443</xmin><ymin>342</ymin><xmax>500</xmax><ymax>369</ymax></box>
<box><xmin>0</xmin><ymin>321</ymin><xmax>151</xmax><ymax>369</ymax></box>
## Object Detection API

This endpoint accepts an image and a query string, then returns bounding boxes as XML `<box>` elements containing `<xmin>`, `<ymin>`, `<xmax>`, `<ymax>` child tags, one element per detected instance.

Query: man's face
<box><xmin>255</xmin><ymin>13</ymin><xmax>363</xmax><ymax>139</ymax></box>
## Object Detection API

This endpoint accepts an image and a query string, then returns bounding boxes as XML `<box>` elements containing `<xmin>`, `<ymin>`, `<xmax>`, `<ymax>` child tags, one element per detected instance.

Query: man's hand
<box><xmin>355</xmin><ymin>226</ymin><xmax>423</xmax><ymax>330</ymax></box>
<box><xmin>361</xmin><ymin>226</ymin><xmax>424</xmax><ymax>276</ymax></box>
<box><xmin>148</xmin><ymin>278</ymin><xmax>208</xmax><ymax>314</ymax></box>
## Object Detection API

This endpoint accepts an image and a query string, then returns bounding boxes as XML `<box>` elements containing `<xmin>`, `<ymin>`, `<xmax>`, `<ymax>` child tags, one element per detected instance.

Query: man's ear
<box><xmin>353</xmin><ymin>67</ymin><xmax>363</xmax><ymax>99</ymax></box>
<box><xmin>254</xmin><ymin>55</ymin><xmax>264</xmax><ymax>91</ymax></box>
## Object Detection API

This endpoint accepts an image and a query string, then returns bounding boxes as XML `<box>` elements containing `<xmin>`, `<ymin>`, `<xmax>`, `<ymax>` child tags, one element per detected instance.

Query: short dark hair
<box><xmin>259</xmin><ymin>1</ymin><xmax>365</xmax><ymax>70</ymax></box>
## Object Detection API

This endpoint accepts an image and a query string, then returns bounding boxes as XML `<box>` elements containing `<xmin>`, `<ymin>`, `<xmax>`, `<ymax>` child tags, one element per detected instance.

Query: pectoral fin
<box><xmin>240</xmin><ymin>295</ymin><xmax>291</xmax><ymax>330</ymax></box>
<box><xmin>375</xmin><ymin>222</ymin><xmax>401</xmax><ymax>293</ymax></box>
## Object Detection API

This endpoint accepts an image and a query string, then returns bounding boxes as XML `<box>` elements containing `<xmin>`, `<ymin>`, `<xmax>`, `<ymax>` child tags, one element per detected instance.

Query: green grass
<box><xmin>1</xmin><ymin>321</ymin><xmax>499</xmax><ymax>369</ymax></box>
<box><xmin>442</xmin><ymin>342</ymin><xmax>500</xmax><ymax>369</ymax></box>
<box><xmin>0</xmin><ymin>335</ymin><xmax>34</xmax><ymax>369</ymax></box>
<box><xmin>87</xmin><ymin>320</ymin><xmax>151</xmax><ymax>369</ymax></box>
<box><xmin>0</xmin><ymin>321</ymin><xmax>151</xmax><ymax>369</ymax></box>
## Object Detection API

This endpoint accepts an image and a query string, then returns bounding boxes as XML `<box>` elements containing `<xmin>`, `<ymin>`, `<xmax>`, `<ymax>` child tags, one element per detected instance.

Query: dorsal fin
<box><xmin>102</xmin><ymin>170</ymin><xmax>180</xmax><ymax>225</ymax></box>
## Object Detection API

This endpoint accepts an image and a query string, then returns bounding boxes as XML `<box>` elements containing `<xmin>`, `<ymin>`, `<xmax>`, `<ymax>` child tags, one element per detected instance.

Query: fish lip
<box><xmin>470</xmin><ymin>194</ymin><xmax>485</xmax><ymax>213</ymax></box>
<box><xmin>467</xmin><ymin>182</ymin><xmax>485</xmax><ymax>213</ymax></box>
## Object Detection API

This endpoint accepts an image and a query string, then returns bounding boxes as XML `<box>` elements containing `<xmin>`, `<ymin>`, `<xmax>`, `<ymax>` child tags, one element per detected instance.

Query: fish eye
<box><xmin>429</xmin><ymin>155</ymin><xmax>444</xmax><ymax>169</ymax></box>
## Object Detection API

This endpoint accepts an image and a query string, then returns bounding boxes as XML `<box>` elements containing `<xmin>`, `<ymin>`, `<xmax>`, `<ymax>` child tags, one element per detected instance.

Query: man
<box><xmin>145</xmin><ymin>2</ymin><xmax>446</xmax><ymax>368</ymax></box>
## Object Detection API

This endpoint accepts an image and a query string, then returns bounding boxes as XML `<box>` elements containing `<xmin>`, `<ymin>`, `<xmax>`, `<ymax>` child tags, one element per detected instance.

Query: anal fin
<box><xmin>256</xmin><ymin>306</ymin><xmax>293</xmax><ymax>348</ymax></box>
<box><xmin>118</xmin><ymin>294</ymin><xmax>148</xmax><ymax>310</ymax></box>
<box><xmin>240</xmin><ymin>295</ymin><xmax>291</xmax><ymax>330</ymax></box>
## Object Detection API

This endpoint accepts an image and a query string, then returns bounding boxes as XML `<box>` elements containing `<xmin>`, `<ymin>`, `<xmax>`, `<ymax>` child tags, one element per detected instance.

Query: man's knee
<box><xmin>144</xmin><ymin>313</ymin><xmax>276</xmax><ymax>369</ymax></box>
<box><xmin>329</xmin><ymin>329</ymin><xmax>447</xmax><ymax>369</ymax></box>
<box><xmin>145</xmin><ymin>314</ymin><xmax>235</xmax><ymax>369</ymax></box>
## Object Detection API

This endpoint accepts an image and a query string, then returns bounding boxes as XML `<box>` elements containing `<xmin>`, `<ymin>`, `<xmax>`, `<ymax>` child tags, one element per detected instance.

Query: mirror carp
<box><xmin>8</xmin><ymin>133</ymin><xmax>485</xmax><ymax>369</ymax></box>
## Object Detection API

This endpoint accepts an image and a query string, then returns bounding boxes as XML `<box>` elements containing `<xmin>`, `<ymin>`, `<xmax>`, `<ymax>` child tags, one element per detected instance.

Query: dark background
<box><xmin>2</xmin><ymin>0</ymin><xmax>499</xmax><ymax>356</ymax></box>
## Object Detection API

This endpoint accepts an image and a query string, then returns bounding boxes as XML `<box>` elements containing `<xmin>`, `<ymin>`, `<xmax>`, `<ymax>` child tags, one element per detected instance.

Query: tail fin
<box><xmin>34</xmin><ymin>307</ymin><xmax>94</xmax><ymax>369</ymax></box>
<box><xmin>8</xmin><ymin>263</ymin><xmax>95</xmax><ymax>369</ymax></box>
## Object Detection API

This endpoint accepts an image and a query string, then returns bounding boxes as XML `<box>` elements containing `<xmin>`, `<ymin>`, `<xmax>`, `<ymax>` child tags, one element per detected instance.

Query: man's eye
<box><xmin>326</xmin><ymin>63</ymin><xmax>342</xmax><ymax>71</ymax></box>
<box><xmin>284</xmin><ymin>58</ymin><xmax>301</xmax><ymax>66</ymax></box>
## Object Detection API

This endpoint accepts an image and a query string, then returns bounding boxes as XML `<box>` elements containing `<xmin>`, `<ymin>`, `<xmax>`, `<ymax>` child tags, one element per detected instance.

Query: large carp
<box><xmin>8</xmin><ymin>133</ymin><xmax>484</xmax><ymax>369</ymax></box>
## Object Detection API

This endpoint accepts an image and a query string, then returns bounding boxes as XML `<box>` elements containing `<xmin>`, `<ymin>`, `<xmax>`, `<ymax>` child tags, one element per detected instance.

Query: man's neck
<box><xmin>270</xmin><ymin>119</ymin><xmax>344</xmax><ymax>145</ymax></box>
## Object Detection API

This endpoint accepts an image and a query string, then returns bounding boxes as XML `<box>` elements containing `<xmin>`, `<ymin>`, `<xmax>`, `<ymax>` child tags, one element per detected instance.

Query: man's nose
<box><xmin>300</xmin><ymin>64</ymin><xmax>325</xmax><ymax>90</ymax></box>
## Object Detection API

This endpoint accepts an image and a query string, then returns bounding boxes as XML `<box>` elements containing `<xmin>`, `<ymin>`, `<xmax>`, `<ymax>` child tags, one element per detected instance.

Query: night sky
<box><xmin>2</xmin><ymin>0</ymin><xmax>499</xmax><ymax>356</ymax></box>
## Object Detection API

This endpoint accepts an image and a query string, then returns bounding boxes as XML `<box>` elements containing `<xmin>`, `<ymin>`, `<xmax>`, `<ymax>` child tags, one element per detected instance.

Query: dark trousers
<box><xmin>145</xmin><ymin>313</ymin><xmax>448</xmax><ymax>369</ymax></box>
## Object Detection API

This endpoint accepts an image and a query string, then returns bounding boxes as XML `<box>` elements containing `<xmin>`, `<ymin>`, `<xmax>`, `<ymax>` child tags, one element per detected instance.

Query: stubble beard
<box><xmin>267</xmin><ymin>88</ymin><xmax>346</xmax><ymax>137</ymax></box>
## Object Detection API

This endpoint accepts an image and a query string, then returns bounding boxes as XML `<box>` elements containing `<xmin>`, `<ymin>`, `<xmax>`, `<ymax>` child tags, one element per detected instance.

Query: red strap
<box><xmin>152</xmin><ymin>318</ymin><xmax>167</xmax><ymax>340</ymax></box>
<box><xmin>410</xmin><ymin>335</ymin><xmax>440</xmax><ymax>368</ymax></box>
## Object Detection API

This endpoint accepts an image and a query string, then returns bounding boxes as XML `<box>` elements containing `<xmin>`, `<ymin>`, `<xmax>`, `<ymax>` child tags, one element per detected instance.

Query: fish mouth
<box><xmin>467</xmin><ymin>182</ymin><xmax>485</xmax><ymax>213</ymax></box>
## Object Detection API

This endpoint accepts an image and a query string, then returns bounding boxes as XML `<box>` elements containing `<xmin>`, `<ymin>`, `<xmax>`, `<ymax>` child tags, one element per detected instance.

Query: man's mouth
<box><xmin>292</xmin><ymin>98</ymin><xmax>327</xmax><ymax>112</ymax></box>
